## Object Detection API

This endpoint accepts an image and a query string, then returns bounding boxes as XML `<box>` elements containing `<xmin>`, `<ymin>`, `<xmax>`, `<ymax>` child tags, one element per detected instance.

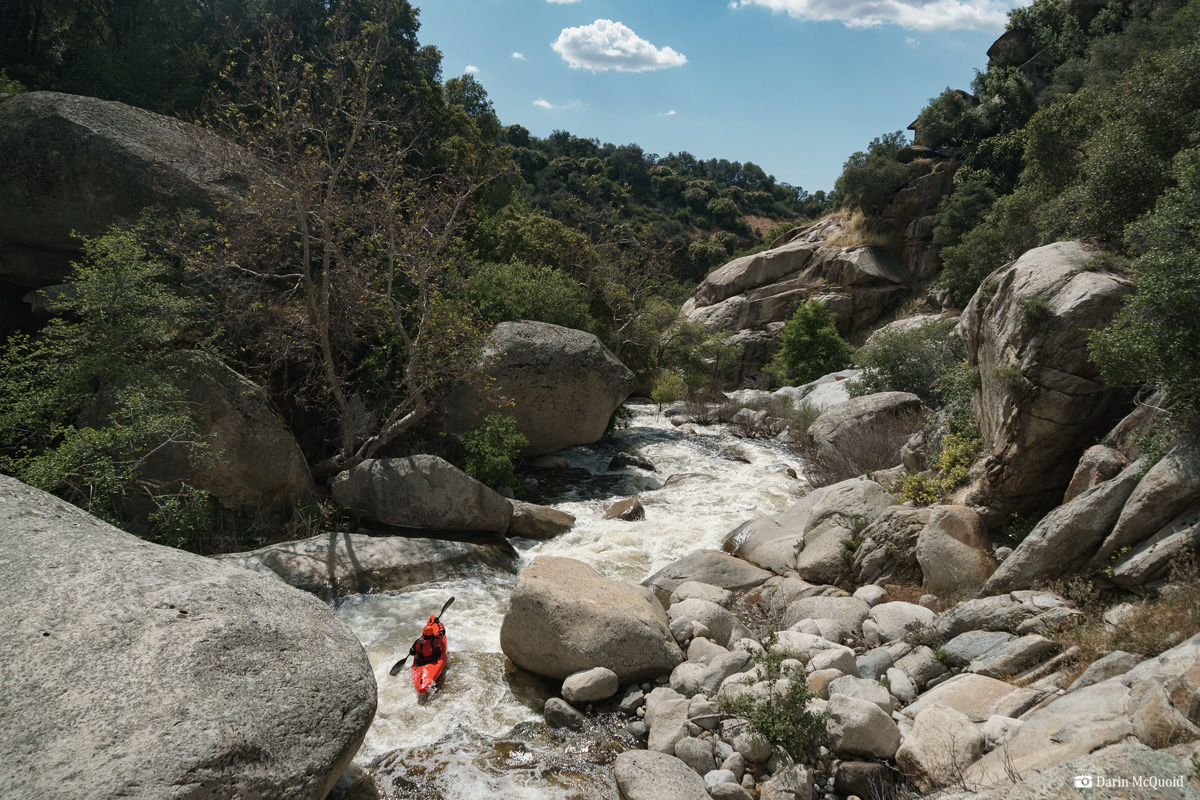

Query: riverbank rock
<box><xmin>212</xmin><ymin>531</ymin><xmax>517</xmax><ymax>601</ymax></box>
<box><xmin>0</xmin><ymin>91</ymin><xmax>250</xmax><ymax>287</ymax></box>
<box><xmin>331</xmin><ymin>455</ymin><xmax>513</xmax><ymax>533</ymax></box>
<box><xmin>0</xmin><ymin>475</ymin><xmax>376</xmax><ymax>800</ymax></box>
<box><xmin>644</xmin><ymin>549</ymin><xmax>774</xmax><ymax>607</ymax></box>
<box><xmin>725</xmin><ymin>478</ymin><xmax>897</xmax><ymax>581</ymax></box>
<box><xmin>896</xmin><ymin>704</ymin><xmax>984</xmax><ymax>793</ymax></box>
<box><xmin>139</xmin><ymin>360</ymin><xmax>314</xmax><ymax>518</ymax></box>
<box><xmin>506</xmin><ymin>500</ymin><xmax>576</xmax><ymax>540</ymax></box>
<box><xmin>959</xmin><ymin>241</ymin><xmax>1134</xmax><ymax>518</ymax></box>
<box><xmin>807</xmin><ymin>391</ymin><xmax>927</xmax><ymax>464</ymax></box>
<box><xmin>442</xmin><ymin>321</ymin><xmax>634</xmax><ymax>457</ymax></box>
<box><xmin>614</xmin><ymin>749</ymin><xmax>711</xmax><ymax>800</ymax></box>
<box><xmin>500</xmin><ymin>556</ymin><xmax>683</xmax><ymax>681</ymax></box>
<box><xmin>850</xmin><ymin>506</ymin><xmax>930</xmax><ymax>586</ymax></box>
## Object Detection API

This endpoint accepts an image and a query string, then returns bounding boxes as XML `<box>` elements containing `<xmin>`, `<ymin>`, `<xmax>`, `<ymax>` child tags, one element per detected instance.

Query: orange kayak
<box><xmin>411</xmin><ymin>630</ymin><xmax>447</xmax><ymax>694</ymax></box>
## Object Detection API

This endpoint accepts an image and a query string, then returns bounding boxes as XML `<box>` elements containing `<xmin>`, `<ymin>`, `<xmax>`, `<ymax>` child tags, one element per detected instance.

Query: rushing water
<box><xmin>332</xmin><ymin>400</ymin><xmax>809</xmax><ymax>800</ymax></box>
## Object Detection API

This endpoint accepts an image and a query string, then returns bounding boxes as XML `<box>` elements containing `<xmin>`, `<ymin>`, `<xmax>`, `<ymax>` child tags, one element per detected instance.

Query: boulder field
<box><xmin>0</xmin><ymin>475</ymin><xmax>376</xmax><ymax>800</ymax></box>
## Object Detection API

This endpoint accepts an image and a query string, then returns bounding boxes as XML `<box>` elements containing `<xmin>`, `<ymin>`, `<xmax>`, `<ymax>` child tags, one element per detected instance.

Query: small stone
<box><xmin>543</xmin><ymin>697</ymin><xmax>586</xmax><ymax>730</ymax></box>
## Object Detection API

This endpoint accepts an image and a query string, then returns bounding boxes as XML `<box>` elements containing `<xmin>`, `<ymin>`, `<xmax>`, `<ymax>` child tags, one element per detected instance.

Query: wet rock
<box><xmin>562</xmin><ymin>667</ymin><xmax>619</xmax><ymax>705</ymax></box>
<box><xmin>610</xmin><ymin>451</ymin><xmax>657</xmax><ymax>472</ymax></box>
<box><xmin>500</xmin><ymin>556</ymin><xmax>683</xmax><ymax>682</ymax></box>
<box><xmin>613</xmin><ymin>749</ymin><xmax>710</xmax><ymax>800</ymax></box>
<box><xmin>506</xmin><ymin>500</ymin><xmax>576</xmax><ymax>540</ymax></box>
<box><xmin>605</xmin><ymin>497</ymin><xmax>646</xmax><ymax>521</ymax></box>
<box><xmin>896</xmin><ymin>704</ymin><xmax>984</xmax><ymax>793</ymax></box>
<box><xmin>543</xmin><ymin>697</ymin><xmax>587</xmax><ymax>730</ymax></box>
<box><xmin>0</xmin><ymin>475</ymin><xmax>375</xmax><ymax>800</ymax></box>
<box><xmin>213</xmin><ymin>531</ymin><xmax>517</xmax><ymax>601</ymax></box>
<box><xmin>332</xmin><ymin>455</ymin><xmax>513</xmax><ymax>533</ymax></box>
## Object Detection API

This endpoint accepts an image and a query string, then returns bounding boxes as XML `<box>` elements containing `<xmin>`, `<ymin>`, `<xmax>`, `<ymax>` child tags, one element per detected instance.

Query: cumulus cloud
<box><xmin>512</xmin><ymin>52</ymin><xmax>526</xmax><ymax>60</ymax></box>
<box><xmin>731</xmin><ymin>0</ymin><xmax>1028</xmax><ymax>32</ymax></box>
<box><xmin>659</xmin><ymin>110</ymin><xmax>677</xmax><ymax>117</ymax></box>
<box><xmin>464</xmin><ymin>64</ymin><xmax>480</xmax><ymax>73</ymax></box>
<box><xmin>533</xmin><ymin>98</ymin><xmax>582</xmax><ymax>110</ymax></box>
<box><xmin>552</xmin><ymin>19</ymin><xmax>687</xmax><ymax>72</ymax></box>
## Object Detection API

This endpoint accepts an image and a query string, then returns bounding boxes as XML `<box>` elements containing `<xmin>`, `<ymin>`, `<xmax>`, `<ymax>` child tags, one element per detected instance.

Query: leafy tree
<box><xmin>466</xmin><ymin>259</ymin><xmax>593</xmax><ymax>331</ymax></box>
<box><xmin>461</xmin><ymin>413</ymin><xmax>527</xmax><ymax>489</ymax></box>
<box><xmin>0</xmin><ymin>223</ymin><xmax>213</xmax><ymax>543</ymax></box>
<box><xmin>834</xmin><ymin>131</ymin><xmax>911</xmax><ymax>216</ymax></box>
<box><xmin>203</xmin><ymin>0</ymin><xmax>494</xmax><ymax>479</ymax></box>
<box><xmin>849</xmin><ymin>319</ymin><xmax>962</xmax><ymax>404</ymax></box>
<box><xmin>762</xmin><ymin>300</ymin><xmax>856</xmax><ymax>386</ymax></box>
<box><xmin>914</xmin><ymin>88</ymin><xmax>980</xmax><ymax>148</ymax></box>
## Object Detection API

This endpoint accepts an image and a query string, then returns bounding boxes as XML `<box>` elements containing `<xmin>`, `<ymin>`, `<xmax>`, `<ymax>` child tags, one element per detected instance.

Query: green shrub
<box><xmin>461</xmin><ymin>413</ymin><xmax>527</xmax><ymax>489</ymax></box>
<box><xmin>466</xmin><ymin>259</ymin><xmax>593</xmax><ymax>331</ymax></box>
<box><xmin>848</xmin><ymin>319</ymin><xmax>961</xmax><ymax>404</ymax></box>
<box><xmin>720</xmin><ymin>630</ymin><xmax>828</xmax><ymax>760</ymax></box>
<box><xmin>899</xmin><ymin>472</ymin><xmax>942</xmax><ymax>505</ymax></box>
<box><xmin>0</xmin><ymin>222</ymin><xmax>214</xmax><ymax>546</ymax></box>
<box><xmin>650</xmin><ymin>369</ymin><xmax>686</xmax><ymax>409</ymax></box>
<box><xmin>935</xmin><ymin>430</ymin><xmax>981</xmax><ymax>489</ymax></box>
<box><xmin>0</xmin><ymin>69</ymin><xmax>26</xmax><ymax>93</ymax></box>
<box><xmin>834</xmin><ymin>131</ymin><xmax>911</xmax><ymax>216</ymax></box>
<box><xmin>762</xmin><ymin>300</ymin><xmax>855</xmax><ymax>387</ymax></box>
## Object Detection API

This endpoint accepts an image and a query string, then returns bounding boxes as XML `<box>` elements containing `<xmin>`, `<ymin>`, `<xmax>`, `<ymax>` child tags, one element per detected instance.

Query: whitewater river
<box><xmin>332</xmin><ymin>400</ymin><xmax>809</xmax><ymax>800</ymax></box>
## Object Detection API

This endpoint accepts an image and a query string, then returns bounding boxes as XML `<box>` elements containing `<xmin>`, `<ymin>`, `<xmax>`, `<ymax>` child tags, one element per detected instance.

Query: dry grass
<box><xmin>823</xmin><ymin>209</ymin><xmax>901</xmax><ymax>249</ymax></box>
<box><xmin>1046</xmin><ymin>556</ymin><xmax>1200</xmax><ymax>685</ymax></box>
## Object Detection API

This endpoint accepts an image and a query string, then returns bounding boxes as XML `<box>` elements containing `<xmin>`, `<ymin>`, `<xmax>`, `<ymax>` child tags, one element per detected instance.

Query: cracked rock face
<box><xmin>958</xmin><ymin>241</ymin><xmax>1133</xmax><ymax>518</ymax></box>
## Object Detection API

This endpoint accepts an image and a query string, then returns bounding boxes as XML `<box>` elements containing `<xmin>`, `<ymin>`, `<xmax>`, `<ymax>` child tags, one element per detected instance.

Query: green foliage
<box><xmin>721</xmin><ymin>630</ymin><xmax>828</xmax><ymax>760</ymax></box>
<box><xmin>1017</xmin><ymin>294</ymin><xmax>1051</xmax><ymax>323</ymax></box>
<box><xmin>0</xmin><ymin>222</ymin><xmax>214</xmax><ymax>544</ymax></box>
<box><xmin>762</xmin><ymin>300</ymin><xmax>855</xmax><ymax>387</ymax></box>
<box><xmin>914</xmin><ymin>88</ymin><xmax>980</xmax><ymax>148</ymax></box>
<box><xmin>939</xmin><ymin>189</ymin><xmax>1039</xmax><ymax>308</ymax></box>
<box><xmin>849</xmin><ymin>319</ymin><xmax>961</xmax><ymax>404</ymax></box>
<box><xmin>898</xmin><ymin>472</ymin><xmax>942</xmax><ymax>505</ymax></box>
<box><xmin>1091</xmin><ymin>147</ymin><xmax>1200</xmax><ymax>413</ymax></box>
<box><xmin>834</xmin><ymin>131</ymin><xmax>911</xmax><ymax>216</ymax></box>
<box><xmin>650</xmin><ymin>370</ymin><xmax>686</xmax><ymax>409</ymax></box>
<box><xmin>934</xmin><ymin>430</ymin><xmax>981</xmax><ymax>489</ymax></box>
<box><xmin>461</xmin><ymin>414</ymin><xmax>527</xmax><ymax>490</ymax></box>
<box><xmin>0</xmin><ymin>68</ymin><xmax>25</xmax><ymax>92</ymax></box>
<box><xmin>466</xmin><ymin>259</ymin><xmax>593</xmax><ymax>331</ymax></box>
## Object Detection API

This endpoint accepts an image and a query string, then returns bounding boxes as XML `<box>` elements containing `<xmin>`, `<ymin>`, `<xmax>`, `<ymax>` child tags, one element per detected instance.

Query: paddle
<box><xmin>389</xmin><ymin>596</ymin><xmax>454</xmax><ymax>677</ymax></box>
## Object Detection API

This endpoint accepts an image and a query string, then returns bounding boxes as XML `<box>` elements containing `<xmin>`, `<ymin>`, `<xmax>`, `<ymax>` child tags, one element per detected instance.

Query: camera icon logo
<box><xmin>1075</xmin><ymin>775</ymin><xmax>1094</xmax><ymax>788</ymax></box>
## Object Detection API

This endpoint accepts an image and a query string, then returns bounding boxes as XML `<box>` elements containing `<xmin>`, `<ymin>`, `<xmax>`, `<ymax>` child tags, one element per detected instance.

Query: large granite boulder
<box><xmin>613</xmin><ymin>749</ymin><xmax>711</xmax><ymax>800</ymax></box>
<box><xmin>725</xmin><ymin>478</ymin><xmax>897</xmax><ymax>581</ymax></box>
<box><xmin>806</xmin><ymin>392</ymin><xmax>927</xmax><ymax>468</ymax></box>
<box><xmin>140</xmin><ymin>361</ymin><xmax>314</xmax><ymax>517</ymax></box>
<box><xmin>212</xmin><ymin>531</ymin><xmax>517</xmax><ymax>601</ymax></box>
<box><xmin>643</xmin><ymin>549</ymin><xmax>774</xmax><ymax>607</ymax></box>
<box><xmin>442</xmin><ymin>321</ymin><xmax>634</xmax><ymax>457</ymax></box>
<box><xmin>850</xmin><ymin>506</ymin><xmax>930</xmax><ymax>586</ymax></box>
<box><xmin>500</xmin><ymin>556</ymin><xmax>684</xmax><ymax>681</ymax></box>
<box><xmin>0</xmin><ymin>475</ymin><xmax>376</xmax><ymax>800</ymax></box>
<box><xmin>0</xmin><ymin>92</ymin><xmax>249</xmax><ymax>287</ymax></box>
<box><xmin>916</xmin><ymin>505</ymin><xmax>996</xmax><ymax>595</ymax></box>
<box><xmin>331</xmin><ymin>455</ymin><xmax>513</xmax><ymax>533</ymax></box>
<box><xmin>959</xmin><ymin>241</ymin><xmax>1134</xmax><ymax>518</ymax></box>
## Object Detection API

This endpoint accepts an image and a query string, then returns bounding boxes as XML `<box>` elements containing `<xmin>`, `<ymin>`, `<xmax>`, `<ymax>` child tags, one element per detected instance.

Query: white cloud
<box><xmin>533</xmin><ymin>98</ymin><xmax>582</xmax><ymax>110</ymax></box>
<box><xmin>512</xmin><ymin>52</ymin><xmax>526</xmax><ymax>60</ymax></box>
<box><xmin>464</xmin><ymin>64</ymin><xmax>480</xmax><ymax>73</ymax></box>
<box><xmin>552</xmin><ymin>19</ymin><xmax>687</xmax><ymax>72</ymax></box>
<box><xmin>905</xmin><ymin>35</ymin><xmax>922</xmax><ymax>46</ymax></box>
<box><xmin>659</xmin><ymin>110</ymin><xmax>677</xmax><ymax>117</ymax></box>
<box><xmin>547</xmin><ymin>0</ymin><xmax>581</xmax><ymax>3</ymax></box>
<box><xmin>730</xmin><ymin>0</ymin><xmax>1029</xmax><ymax>32</ymax></box>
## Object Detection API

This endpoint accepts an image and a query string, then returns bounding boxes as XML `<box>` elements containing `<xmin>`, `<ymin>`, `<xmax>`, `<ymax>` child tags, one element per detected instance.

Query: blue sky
<box><xmin>415</xmin><ymin>0</ymin><xmax>1033</xmax><ymax>192</ymax></box>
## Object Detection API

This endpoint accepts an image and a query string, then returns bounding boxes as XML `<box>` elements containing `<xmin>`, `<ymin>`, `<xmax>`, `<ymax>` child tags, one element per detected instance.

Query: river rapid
<box><xmin>332</xmin><ymin>400</ymin><xmax>808</xmax><ymax>800</ymax></box>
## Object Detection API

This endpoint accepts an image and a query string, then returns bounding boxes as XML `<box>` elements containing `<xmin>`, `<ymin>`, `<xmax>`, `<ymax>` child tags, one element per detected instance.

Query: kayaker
<box><xmin>408</xmin><ymin>614</ymin><xmax>445</xmax><ymax>666</ymax></box>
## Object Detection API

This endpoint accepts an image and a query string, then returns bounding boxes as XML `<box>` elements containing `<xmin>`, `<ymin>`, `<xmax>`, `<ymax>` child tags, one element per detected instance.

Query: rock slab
<box><xmin>0</xmin><ymin>475</ymin><xmax>376</xmax><ymax>800</ymax></box>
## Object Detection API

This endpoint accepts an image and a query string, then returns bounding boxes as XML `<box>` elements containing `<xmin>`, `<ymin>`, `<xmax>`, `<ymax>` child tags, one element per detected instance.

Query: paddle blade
<box><xmin>388</xmin><ymin>656</ymin><xmax>408</xmax><ymax>677</ymax></box>
<box><xmin>436</xmin><ymin>596</ymin><xmax>455</xmax><ymax>621</ymax></box>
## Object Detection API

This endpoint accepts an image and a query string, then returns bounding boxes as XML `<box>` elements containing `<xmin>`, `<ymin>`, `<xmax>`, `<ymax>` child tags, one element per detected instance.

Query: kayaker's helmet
<box><xmin>423</xmin><ymin>615</ymin><xmax>438</xmax><ymax>637</ymax></box>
